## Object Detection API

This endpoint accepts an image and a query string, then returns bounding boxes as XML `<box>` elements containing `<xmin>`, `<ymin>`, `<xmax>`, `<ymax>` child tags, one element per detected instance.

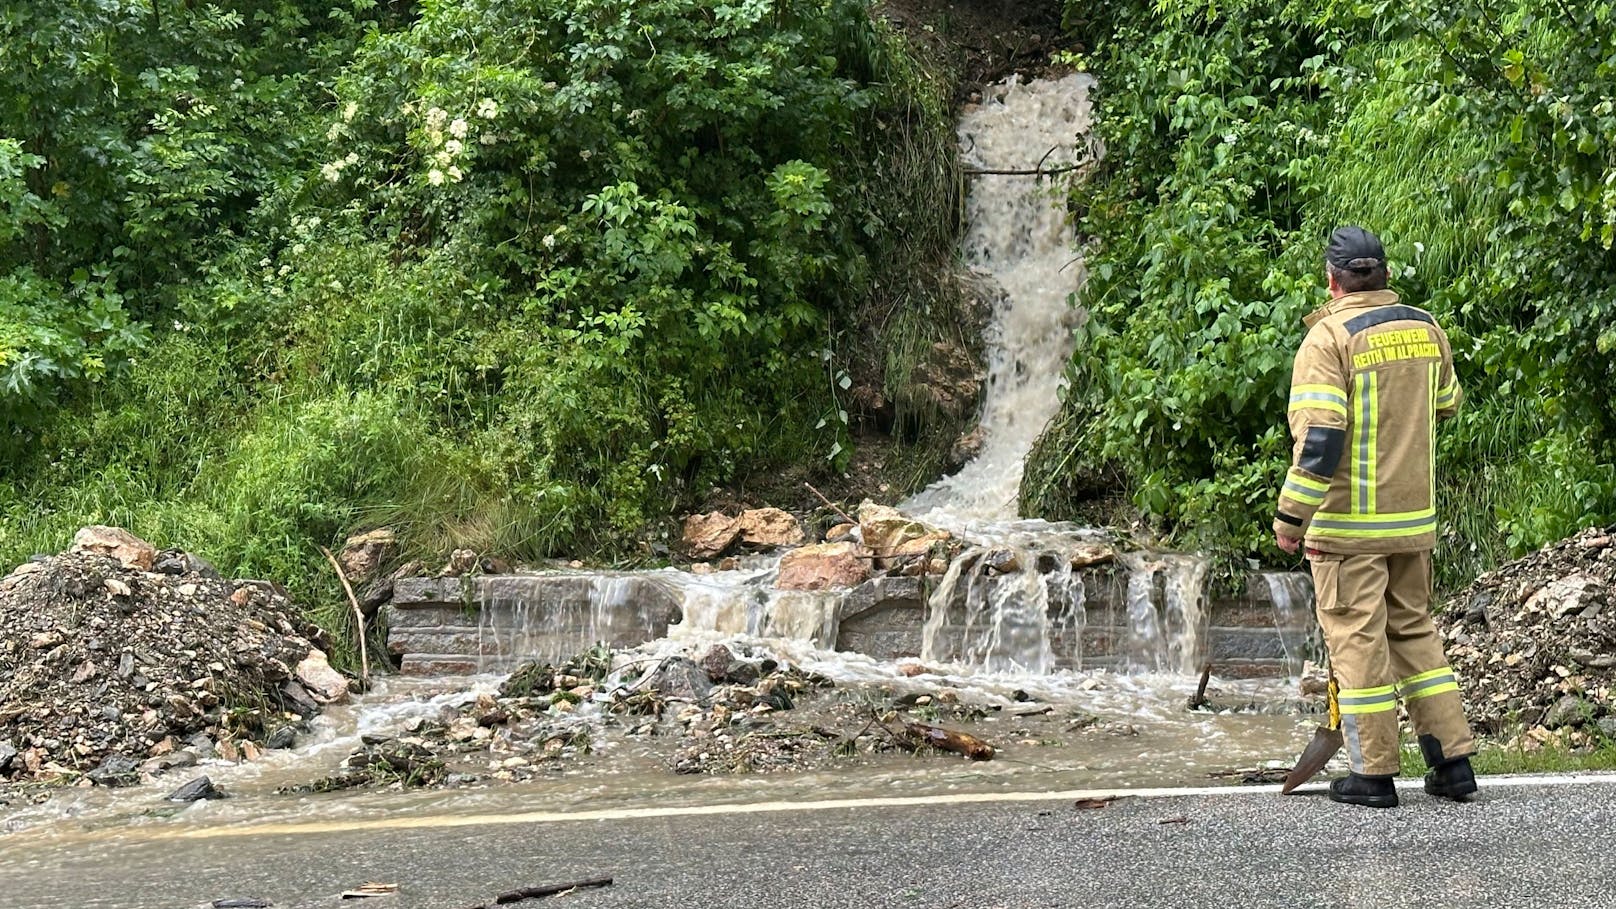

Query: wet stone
<box><xmin>264</xmin><ymin>726</ymin><xmax>299</xmax><ymax>750</ymax></box>
<box><xmin>86</xmin><ymin>754</ymin><xmax>140</xmax><ymax>787</ymax></box>
<box><xmin>166</xmin><ymin>775</ymin><xmax>227</xmax><ymax>803</ymax></box>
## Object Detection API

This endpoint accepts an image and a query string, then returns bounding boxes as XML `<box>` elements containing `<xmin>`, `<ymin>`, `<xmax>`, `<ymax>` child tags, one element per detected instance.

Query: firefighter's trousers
<box><xmin>1309</xmin><ymin>549</ymin><xmax>1475</xmax><ymax>776</ymax></box>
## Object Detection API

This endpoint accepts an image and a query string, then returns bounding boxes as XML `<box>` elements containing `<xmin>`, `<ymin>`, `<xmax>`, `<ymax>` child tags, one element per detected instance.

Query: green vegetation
<box><xmin>1028</xmin><ymin>0</ymin><xmax>1616</xmax><ymax>585</ymax></box>
<box><xmin>0</xmin><ymin>1</ymin><xmax>959</xmax><ymax>610</ymax></box>
<box><xmin>1402</xmin><ymin>737</ymin><xmax>1616</xmax><ymax>777</ymax></box>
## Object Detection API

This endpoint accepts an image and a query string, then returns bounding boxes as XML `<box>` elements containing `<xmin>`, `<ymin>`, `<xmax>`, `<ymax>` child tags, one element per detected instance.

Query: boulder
<box><xmin>0</xmin><ymin>739</ymin><xmax>16</xmax><ymax>773</ymax></box>
<box><xmin>651</xmin><ymin>657</ymin><xmax>714</xmax><ymax>703</ymax></box>
<box><xmin>682</xmin><ymin>511</ymin><xmax>741</xmax><ymax>560</ymax></box>
<box><xmin>294</xmin><ymin>650</ymin><xmax>351</xmax><ymax>704</ymax></box>
<box><xmin>824</xmin><ymin>523</ymin><xmax>857</xmax><ymax>543</ymax></box>
<box><xmin>69</xmin><ymin>526</ymin><xmax>156</xmax><ymax>571</ymax></box>
<box><xmin>776</xmin><ymin>542</ymin><xmax>871</xmax><ymax>591</ymax></box>
<box><xmin>857</xmin><ymin>502</ymin><xmax>951</xmax><ymax>569</ymax></box>
<box><xmin>86</xmin><ymin>754</ymin><xmax>140</xmax><ymax>787</ymax></box>
<box><xmin>338</xmin><ymin>529</ymin><xmax>398</xmax><ymax>583</ymax></box>
<box><xmin>735</xmin><ymin>508</ymin><xmax>805</xmax><ymax>549</ymax></box>
<box><xmin>1068</xmin><ymin>542</ymin><xmax>1117</xmax><ymax>569</ymax></box>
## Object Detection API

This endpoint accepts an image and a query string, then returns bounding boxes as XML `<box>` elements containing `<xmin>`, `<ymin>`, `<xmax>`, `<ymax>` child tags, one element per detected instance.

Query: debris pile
<box><xmin>281</xmin><ymin>641</ymin><xmax>1012</xmax><ymax>792</ymax></box>
<box><xmin>0</xmin><ymin>527</ymin><xmax>344</xmax><ymax>785</ymax></box>
<box><xmin>1438</xmin><ymin>526</ymin><xmax>1616</xmax><ymax>742</ymax></box>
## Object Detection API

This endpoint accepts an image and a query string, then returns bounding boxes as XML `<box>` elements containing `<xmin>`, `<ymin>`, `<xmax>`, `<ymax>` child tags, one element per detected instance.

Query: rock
<box><xmin>776</xmin><ymin>542</ymin><xmax>871</xmax><ymax>591</ymax></box>
<box><xmin>294</xmin><ymin>650</ymin><xmax>351</xmax><ymax>704</ymax></box>
<box><xmin>153</xmin><ymin>551</ymin><xmax>222</xmax><ymax>579</ymax></box>
<box><xmin>735</xmin><ymin>508</ymin><xmax>805</xmax><ymax>549</ymax></box>
<box><xmin>280</xmin><ymin>680</ymin><xmax>322</xmax><ymax>718</ymax></box>
<box><xmin>86</xmin><ymin>754</ymin><xmax>140</xmax><ymax>787</ymax></box>
<box><xmin>1546</xmin><ymin>695</ymin><xmax>1587</xmax><ymax>729</ymax></box>
<box><xmin>898</xmin><ymin>662</ymin><xmax>934</xmax><ymax>677</ymax></box>
<box><xmin>357</xmin><ymin>578</ymin><xmax>394</xmax><ymax>619</ymax></box>
<box><xmin>1525</xmin><ymin>573</ymin><xmax>1603</xmax><ymax>620</ymax></box>
<box><xmin>141</xmin><ymin>750</ymin><xmax>199</xmax><ymax>775</ymax></box>
<box><xmin>0</xmin><ymin>739</ymin><xmax>16</xmax><ymax>772</ymax></box>
<box><xmin>441</xmin><ymin>549</ymin><xmax>478</xmax><ymax>577</ymax></box>
<box><xmin>699</xmin><ymin>644</ymin><xmax>760</xmax><ymax>685</ymax></box>
<box><xmin>824</xmin><ymin>523</ymin><xmax>857</xmax><ymax>543</ymax></box>
<box><xmin>682</xmin><ymin>511</ymin><xmax>741</xmax><ymax>560</ymax></box>
<box><xmin>264</xmin><ymin>726</ymin><xmax>299</xmax><ymax>750</ymax></box>
<box><xmin>947</xmin><ymin>427</ymin><xmax>986</xmax><ymax>469</ymax></box>
<box><xmin>339</xmin><ymin>529</ymin><xmax>398</xmax><ymax>583</ymax></box>
<box><xmin>1597</xmin><ymin>717</ymin><xmax>1616</xmax><ymax>740</ymax></box>
<box><xmin>652</xmin><ymin>657</ymin><xmax>714</xmax><ymax>703</ymax></box>
<box><xmin>857</xmin><ymin>502</ymin><xmax>951</xmax><ymax>569</ymax></box>
<box><xmin>166</xmin><ymin>775</ymin><xmax>227</xmax><ymax>803</ymax></box>
<box><xmin>983</xmin><ymin>549</ymin><xmax>1021</xmax><ymax>575</ymax></box>
<box><xmin>1068</xmin><ymin>542</ymin><xmax>1117</xmax><ymax>569</ymax></box>
<box><xmin>69</xmin><ymin>526</ymin><xmax>157</xmax><ymax>571</ymax></box>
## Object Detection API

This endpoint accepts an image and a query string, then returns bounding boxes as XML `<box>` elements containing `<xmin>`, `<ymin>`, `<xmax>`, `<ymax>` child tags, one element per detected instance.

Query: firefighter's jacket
<box><xmin>1274</xmin><ymin>290</ymin><xmax>1461</xmax><ymax>554</ymax></box>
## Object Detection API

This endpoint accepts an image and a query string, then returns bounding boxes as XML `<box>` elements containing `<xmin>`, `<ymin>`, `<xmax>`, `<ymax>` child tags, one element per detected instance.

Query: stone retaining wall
<box><xmin>385</xmin><ymin>567</ymin><xmax>1318</xmax><ymax>677</ymax></box>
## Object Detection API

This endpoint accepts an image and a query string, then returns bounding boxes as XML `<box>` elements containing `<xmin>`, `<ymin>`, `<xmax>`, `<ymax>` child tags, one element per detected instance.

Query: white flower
<box><xmin>291</xmin><ymin>243</ymin><xmax>305</xmax><ymax>255</ymax></box>
<box><xmin>480</xmin><ymin>132</ymin><xmax>498</xmax><ymax>146</ymax></box>
<box><xmin>345</xmin><ymin>152</ymin><xmax>359</xmax><ymax>165</ymax></box>
<box><xmin>425</xmin><ymin>106</ymin><xmax>448</xmax><ymax>129</ymax></box>
<box><xmin>444</xmin><ymin>139</ymin><xmax>463</xmax><ymax>156</ymax></box>
<box><xmin>433</xmin><ymin>150</ymin><xmax>453</xmax><ymax>167</ymax></box>
<box><xmin>447</xmin><ymin>165</ymin><xmax>463</xmax><ymax>182</ymax></box>
<box><xmin>449</xmin><ymin>117</ymin><xmax>468</xmax><ymax>139</ymax></box>
<box><xmin>477</xmin><ymin>98</ymin><xmax>499</xmax><ymax>119</ymax></box>
<box><xmin>427</xmin><ymin>169</ymin><xmax>445</xmax><ymax>186</ymax></box>
<box><xmin>320</xmin><ymin>161</ymin><xmax>343</xmax><ymax>182</ymax></box>
<box><xmin>259</xmin><ymin>257</ymin><xmax>272</xmax><ymax>268</ymax></box>
<box><xmin>278</xmin><ymin>264</ymin><xmax>292</xmax><ymax>277</ymax></box>
<box><xmin>343</xmin><ymin>101</ymin><xmax>358</xmax><ymax>122</ymax></box>
<box><xmin>173</xmin><ymin>320</ymin><xmax>184</xmax><ymax>331</ymax></box>
<box><xmin>326</xmin><ymin>123</ymin><xmax>342</xmax><ymax>141</ymax></box>
<box><xmin>580</xmin><ymin>149</ymin><xmax>593</xmax><ymax>160</ymax></box>
<box><xmin>542</xmin><ymin>233</ymin><xmax>557</xmax><ymax>249</ymax></box>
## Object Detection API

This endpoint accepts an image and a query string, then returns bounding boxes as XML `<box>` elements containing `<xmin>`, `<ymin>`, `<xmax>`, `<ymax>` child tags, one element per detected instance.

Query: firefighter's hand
<box><xmin>1275</xmin><ymin>531</ymin><xmax>1301</xmax><ymax>554</ymax></box>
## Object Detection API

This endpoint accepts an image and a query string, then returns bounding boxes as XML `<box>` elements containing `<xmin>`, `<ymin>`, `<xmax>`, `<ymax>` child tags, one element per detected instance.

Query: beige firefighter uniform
<box><xmin>1273</xmin><ymin>289</ymin><xmax>1475</xmax><ymax>777</ymax></box>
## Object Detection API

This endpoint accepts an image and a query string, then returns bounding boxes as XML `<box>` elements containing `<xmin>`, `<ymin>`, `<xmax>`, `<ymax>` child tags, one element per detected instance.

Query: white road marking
<box><xmin>151</xmin><ymin>772</ymin><xmax>1616</xmax><ymax>840</ymax></box>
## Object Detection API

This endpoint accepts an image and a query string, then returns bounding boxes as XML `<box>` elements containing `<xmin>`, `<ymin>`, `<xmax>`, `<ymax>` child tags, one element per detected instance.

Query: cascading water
<box><xmin>902</xmin><ymin>73</ymin><xmax>1094</xmax><ymax>528</ymax></box>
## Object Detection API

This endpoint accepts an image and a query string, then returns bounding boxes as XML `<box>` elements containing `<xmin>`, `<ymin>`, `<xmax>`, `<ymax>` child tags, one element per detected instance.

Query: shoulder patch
<box><xmin>1344</xmin><ymin>305</ymin><xmax>1436</xmax><ymax>336</ymax></box>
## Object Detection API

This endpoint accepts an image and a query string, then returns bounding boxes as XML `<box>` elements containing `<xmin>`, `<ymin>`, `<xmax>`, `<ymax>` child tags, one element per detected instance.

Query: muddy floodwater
<box><xmin>0</xmin><ymin>665</ymin><xmax>1316</xmax><ymax>844</ymax></box>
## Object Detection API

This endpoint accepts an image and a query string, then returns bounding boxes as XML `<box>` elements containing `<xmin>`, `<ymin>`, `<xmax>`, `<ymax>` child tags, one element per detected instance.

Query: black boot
<box><xmin>1424</xmin><ymin>757</ymin><xmax>1478</xmax><ymax>801</ymax></box>
<box><xmin>1329</xmin><ymin>772</ymin><xmax>1399</xmax><ymax>808</ymax></box>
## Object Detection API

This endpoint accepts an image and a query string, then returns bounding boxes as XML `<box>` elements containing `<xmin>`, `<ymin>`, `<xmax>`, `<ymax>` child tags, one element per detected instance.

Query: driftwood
<box><xmin>802</xmin><ymin>482</ymin><xmax>856</xmax><ymax>526</ymax></box>
<box><xmin>904</xmin><ymin>722</ymin><xmax>995</xmax><ymax>761</ymax></box>
<box><xmin>493</xmin><ymin>877</ymin><xmax>614</xmax><ymax>904</ymax></box>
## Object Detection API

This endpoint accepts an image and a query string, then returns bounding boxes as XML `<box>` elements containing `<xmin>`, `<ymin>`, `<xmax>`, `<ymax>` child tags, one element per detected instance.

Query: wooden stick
<box><xmin>493</xmin><ymin>876</ymin><xmax>614</xmax><ymax>903</ymax></box>
<box><xmin>802</xmin><ymin>482</ymin><xmax>856</xmax><ymax>526</ymax></box>
<box><xmin>318</xmin><ymin>545</ymin><xmax>370</xmax><ymax>687</ymax></box>
<box><xmin>1187</xmin><ymin>661</ymin><xmax>1213</xmax><ymax>710</ymax></box>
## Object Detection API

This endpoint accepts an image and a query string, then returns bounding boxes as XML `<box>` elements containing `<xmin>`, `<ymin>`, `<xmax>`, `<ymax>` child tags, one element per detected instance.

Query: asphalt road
<box><xmin>4</xmin><ymin>777</ymin><xmax>1616</xmax><ymax>909</ymax></box>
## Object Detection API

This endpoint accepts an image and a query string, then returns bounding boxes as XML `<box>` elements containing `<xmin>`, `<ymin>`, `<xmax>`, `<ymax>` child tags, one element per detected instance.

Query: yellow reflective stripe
<box><xmin>1294</xmin><ymin>383</ymin><xmax>1349</xmax><ymax>400</ymax></box>
<box><xmin>1281</xmin><ymin>486</ymin><xmax>1325</xmax><ymax>506</ymax></box>
<box><xmin>1402</xmin><ymin>681</ymin><xmax>1460</xmax><ymax>701</ymax></box>
<box><xmin>1366</xmin><ymin>372</ymin><xmax>1378</xmax><ymax>514</ymax></box>
<box><xmin>1313</xmin><ymin>509</ymin><xmax>1435</xmax><ymax>523</ymax></box>
<box><xmin>1397</xmin><ymin>667</ymin><xmax>1455</xmax><ymax>687</ymax></box>
<box><xmin>1286</xmin><ymin>472</ymin><xmax>1329</xmax><ymax>493</ymax></box>
<box><xmin>1307</xmin><ymin>520</ymin><xmax>1438</xmax><ymax>540</ymax></box>
<box><xmin>1339</xmin><ymin>699</ymin><xmax>1400</xmax><ymax>715</ymax></box>
<box><xmin>1289</xmin><ymin>396</ymin><xmax>1348</xmax><ymax>418</ymax></box>
<box><xmin>1350</xmin><ymin>373</ymin><xmax>1362</xmax><ymax>514</ymax></box>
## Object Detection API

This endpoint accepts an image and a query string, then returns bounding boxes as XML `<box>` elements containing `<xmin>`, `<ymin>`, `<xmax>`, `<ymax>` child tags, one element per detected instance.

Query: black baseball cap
<box><xmin>1325</xmin><ymin>226</ymin><xmax>1385</xmax><ymax>271</ymax></box>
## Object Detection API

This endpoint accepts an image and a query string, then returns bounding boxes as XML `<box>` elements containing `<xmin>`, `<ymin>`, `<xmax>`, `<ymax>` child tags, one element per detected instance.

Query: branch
<box><xmin>318</xmin><ymin>546</ymin><xmax>370</xmax><ymax>687</ymax></box>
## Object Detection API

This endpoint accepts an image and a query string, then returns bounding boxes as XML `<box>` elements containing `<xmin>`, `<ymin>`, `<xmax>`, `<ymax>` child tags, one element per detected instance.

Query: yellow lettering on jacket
<box><xmin>1354</xmin><ymin>328</ymin><xmax>1439</xmax><ymax>369</ymax></box>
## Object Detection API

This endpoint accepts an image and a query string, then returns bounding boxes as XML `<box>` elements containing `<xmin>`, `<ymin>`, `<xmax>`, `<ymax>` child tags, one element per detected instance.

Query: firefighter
<box><xmin>1274</xmin><ymin>226</ymin><xmax>1477</xmax><ymax>808</ymax></box>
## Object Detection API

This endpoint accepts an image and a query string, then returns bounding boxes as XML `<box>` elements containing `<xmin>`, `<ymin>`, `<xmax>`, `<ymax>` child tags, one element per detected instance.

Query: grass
<box><xmin>1400</xmin><ymin>736</ymin><xmax>1616</xmax><ymax>777</ymax></box>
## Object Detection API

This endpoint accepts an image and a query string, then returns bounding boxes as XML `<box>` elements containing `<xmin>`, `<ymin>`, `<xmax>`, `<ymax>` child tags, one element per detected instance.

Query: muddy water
<box><xmin>0</xmin><ymin>654</ymin><xmax>1314</xmax><ymax>850</ymax></box>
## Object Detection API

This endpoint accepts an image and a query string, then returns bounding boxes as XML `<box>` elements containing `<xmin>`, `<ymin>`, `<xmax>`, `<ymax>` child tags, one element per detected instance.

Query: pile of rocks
<box><xmin>1438</xmin><ymin>526</ymin><xmax>1616</xmax><ymax>742</ymax></box>
<box><xmin>681</xmin><ymin>501</ymin><xmax>961</xmax><ymax>592</ymax></box>
<box><xmin>0</xmin><ymin>527</ymin><xmax>348</xmax><ymax>785</ymax></box>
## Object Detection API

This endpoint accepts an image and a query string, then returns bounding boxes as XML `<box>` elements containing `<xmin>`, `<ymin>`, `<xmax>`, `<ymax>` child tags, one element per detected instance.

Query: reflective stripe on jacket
<box><xmin>1273</xmin><ymin>290</ymin><xmax>1460</xmax><ymax>554</ymax></box>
